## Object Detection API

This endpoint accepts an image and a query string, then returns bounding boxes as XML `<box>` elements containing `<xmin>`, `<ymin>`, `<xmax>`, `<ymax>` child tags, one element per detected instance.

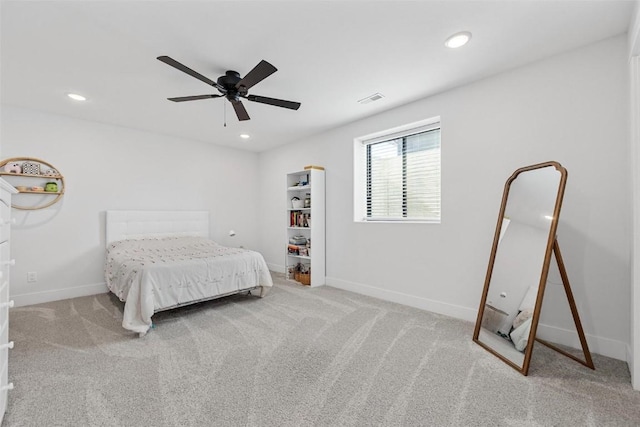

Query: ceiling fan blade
<box><xmin>167</xmin><ymin>94</ymin><xmax>223</xmax><ymax>102</ymax></box>
<box><xmin>246</xmin><ymin>94</ymin><xmax>301</xmax><ymax>110</ymax></box>
<box><xmin>157</xmin><ymin>56</ymin><xmax>222</xmax><ymax>89</ymax></box>
<box><xmin>232</xmin><ymin>100</ymin><xmax>251</xmax><ymax>121</ymax></box>
<box><xmin>235</xmin><ymin>60</ymin><xmax>277</xmax><ymax>91</ymax></box>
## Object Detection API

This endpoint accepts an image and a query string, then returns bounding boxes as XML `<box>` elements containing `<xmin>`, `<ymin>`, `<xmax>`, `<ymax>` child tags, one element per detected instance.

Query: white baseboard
<box><xmin>627</xmin><ymin>343</ymin><xmax>635</xmax><ymax>388</ymax></box>
<box><xmin>326</xmin><ymin>276</ymin><xmax>628</xmax><ymax>362</ymax></box>
<box><xmin>536</xmin><ymin>323</ymin><xmax>628</xmax><ymax>362</ymax></box>
<box><xmin>326</xmin><ymin>276</ymin><xmax>478</xmax><ymax>323</ymax></box>
<box><xmin>267</xmin><ymin>263</ymin><xmax>285</xmax><ymax>274</ymax></box>
<box><xmin>11</xmin><ymin>282</ymin><xmax>109</xmax><ymax>307</ymax></box>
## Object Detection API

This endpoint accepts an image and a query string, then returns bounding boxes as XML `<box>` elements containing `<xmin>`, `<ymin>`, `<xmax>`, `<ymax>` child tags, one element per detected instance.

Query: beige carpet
<box><xmin>6</xmin><ymin>273</ymin><xmax>640</xmax><ymax>426</ymax></box>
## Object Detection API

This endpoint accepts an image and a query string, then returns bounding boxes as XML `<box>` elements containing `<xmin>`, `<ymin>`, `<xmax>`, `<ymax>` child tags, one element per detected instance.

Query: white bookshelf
<box><xmin>286</xmin><ymin>167</ymin><xmax>325</xmax><ymax>286</ymax></box>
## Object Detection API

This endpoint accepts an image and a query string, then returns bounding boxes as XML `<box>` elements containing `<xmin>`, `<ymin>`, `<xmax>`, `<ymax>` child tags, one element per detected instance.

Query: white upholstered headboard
<box><xmin>105</xmin><ymin>210</ymin><xmax>209</xmax><ymax>246</ymax></box>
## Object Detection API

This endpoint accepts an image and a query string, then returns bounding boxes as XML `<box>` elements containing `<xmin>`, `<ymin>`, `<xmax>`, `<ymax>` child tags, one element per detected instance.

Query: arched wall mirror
<box><xmin>473</xmin><ymin>161</ymin><xmax>594</xmax><ymax>375</ymax></box>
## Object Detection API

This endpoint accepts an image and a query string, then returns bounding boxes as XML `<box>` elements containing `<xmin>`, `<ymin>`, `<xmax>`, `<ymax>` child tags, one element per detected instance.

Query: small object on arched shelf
<box><xmin>44</xmin><ymin>182</ymin><xmax>58</xmax><ymax>192</ymax></box>
<box><xmin>20</xmin><ymin>161</ymin><xmax>40</xmax><ymax>175</ymax></box>
<box><xmin>3</xmin><ymin>163</ymin><xmax>20</xmax><ymax>174</ymax></box>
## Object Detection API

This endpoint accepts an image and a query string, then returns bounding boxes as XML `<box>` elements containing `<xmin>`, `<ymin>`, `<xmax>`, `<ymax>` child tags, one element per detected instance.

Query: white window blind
<box><xmin>365</xmin><ymin>127</ymin><xmax>440</xmax><ymax>221</ymax></box>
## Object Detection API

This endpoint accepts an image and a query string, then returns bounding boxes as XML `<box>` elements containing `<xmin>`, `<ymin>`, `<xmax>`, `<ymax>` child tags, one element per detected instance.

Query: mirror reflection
<box><xmin>475</xmin><ymin>163</ymin><xmax>564</xmax><ymax>370</ymax></box>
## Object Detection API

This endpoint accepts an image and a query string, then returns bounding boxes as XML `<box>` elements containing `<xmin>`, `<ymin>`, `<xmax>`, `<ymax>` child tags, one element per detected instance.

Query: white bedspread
<box><xmin>105</xmin><ymin>236</ymin><xmax>273</xmax><ymax>335</ymax></box>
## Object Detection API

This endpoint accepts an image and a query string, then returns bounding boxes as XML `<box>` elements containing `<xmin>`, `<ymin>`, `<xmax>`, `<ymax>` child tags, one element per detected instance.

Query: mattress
<box><xmin>105</xmin><ymin>236</ymin><xmax>273</xmax><ymax>335</ymax></box>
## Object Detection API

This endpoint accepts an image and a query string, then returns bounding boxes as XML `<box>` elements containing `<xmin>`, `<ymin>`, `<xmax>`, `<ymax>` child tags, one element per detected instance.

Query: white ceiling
<box><xmin>1</xmin><ymin>1</ymin><xmax>635</xmax><ymax>152</ymax></box>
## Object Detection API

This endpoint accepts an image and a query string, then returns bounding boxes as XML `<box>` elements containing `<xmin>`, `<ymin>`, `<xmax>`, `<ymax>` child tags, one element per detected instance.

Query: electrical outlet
<box><xmin>27</xmin><ymin>272</ymin><xmax>37</xmax><ymax>282</ymax></box>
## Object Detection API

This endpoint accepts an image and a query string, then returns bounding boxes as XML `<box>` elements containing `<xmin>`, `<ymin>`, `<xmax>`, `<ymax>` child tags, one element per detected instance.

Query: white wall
<box><xmin>1</xmin><ymin>106</ymin><xmax>260</xmax><ymax>306</ymax></box>
<box><xmin>258</xmin><ymin>35</ymin><xmax>631</xmax><ymax>361</ymax></box>
<box><xmin>630</xmin><ymin>1</ymin><xmax>640</xmax><ymax>57</ymax></box>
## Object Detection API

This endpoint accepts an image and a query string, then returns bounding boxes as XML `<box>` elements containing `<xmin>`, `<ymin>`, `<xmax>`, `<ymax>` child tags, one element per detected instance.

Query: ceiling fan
<box><xmin>157</xmin><ymin>56</ymin><xmax>301</xmax><ymax>122</ymax></box>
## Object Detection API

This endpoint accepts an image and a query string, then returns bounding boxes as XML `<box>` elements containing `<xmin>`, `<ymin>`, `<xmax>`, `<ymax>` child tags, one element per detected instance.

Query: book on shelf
<box><xmin>290</xmin><ymin>211</ymin><xmax>311</xmax><ymax>227</ymax></box>
<box><xmin>288</xmin><ymin>244</ymin><xmax>300</xmax><ymax>255</ymax></box>
<box><xmin>287</xmin><ymin>244</ymin><xmax>309</xmax><ymax>256</ymax></box>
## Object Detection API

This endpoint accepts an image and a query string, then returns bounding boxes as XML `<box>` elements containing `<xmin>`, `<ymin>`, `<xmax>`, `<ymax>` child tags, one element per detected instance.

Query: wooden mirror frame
<box><xmin>472</xmin><ymin>161</ymin><xmax>593</xmax><ymax>375</ymax></box>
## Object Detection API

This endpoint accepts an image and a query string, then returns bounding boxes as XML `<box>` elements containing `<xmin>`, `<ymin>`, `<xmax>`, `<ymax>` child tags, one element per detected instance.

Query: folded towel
<box><xmin>510</xmin><ymin>316</ymin><xmax>533</xmax><ymax>352</ymax></box>
<box><xmin>512</xmin><ymin>308</ymin><xmax>533</xmax><ymax>329</ymax></box>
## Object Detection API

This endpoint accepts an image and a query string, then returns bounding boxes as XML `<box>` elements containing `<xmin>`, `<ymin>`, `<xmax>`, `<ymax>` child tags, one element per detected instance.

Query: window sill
<box><xmin>354</xmin><ymin>219</ymin><xmax>440</xmax><ymax>224</ymax></box>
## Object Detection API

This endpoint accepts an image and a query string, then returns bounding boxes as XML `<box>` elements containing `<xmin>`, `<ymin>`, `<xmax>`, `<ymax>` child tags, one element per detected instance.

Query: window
<box><xmin>354</xmin><ymin>118</ymin><xmax>441</xmax><ymax>222</ymax></box>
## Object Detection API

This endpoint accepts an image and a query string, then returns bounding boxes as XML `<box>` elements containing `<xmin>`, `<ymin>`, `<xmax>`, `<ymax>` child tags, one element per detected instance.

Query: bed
<box><xmin>104</xmin><ymin>210</ymin><xmax>273</xmax><ymax>335</ymax></box>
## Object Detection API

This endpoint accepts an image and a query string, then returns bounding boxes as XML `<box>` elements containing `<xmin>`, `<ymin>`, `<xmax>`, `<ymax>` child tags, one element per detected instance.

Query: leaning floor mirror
<box><xmin>472</xmin><ymin>161</ymin><xmax>595</xmax><ymax>375</ymax></box>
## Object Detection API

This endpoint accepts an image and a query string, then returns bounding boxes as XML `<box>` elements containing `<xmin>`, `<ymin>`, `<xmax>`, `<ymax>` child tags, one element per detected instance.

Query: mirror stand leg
<box><xmin>536</xmin><ymin>239</ymin><xmax>595</xmax><ymax>370</ymax></box>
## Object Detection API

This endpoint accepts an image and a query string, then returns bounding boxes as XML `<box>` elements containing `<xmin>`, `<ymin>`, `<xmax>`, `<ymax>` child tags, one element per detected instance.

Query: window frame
<box><xmin>354</xmin><ymin>117</ymin><xmax>441</xmax><ymax>223</ymax></box>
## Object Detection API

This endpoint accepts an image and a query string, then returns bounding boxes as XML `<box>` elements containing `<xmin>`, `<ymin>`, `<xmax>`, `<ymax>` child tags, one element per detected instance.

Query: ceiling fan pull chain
<box><xmin>224</xmin><ymin>100</ymin><xmax>227</xmax><ymax>127</ymax></box>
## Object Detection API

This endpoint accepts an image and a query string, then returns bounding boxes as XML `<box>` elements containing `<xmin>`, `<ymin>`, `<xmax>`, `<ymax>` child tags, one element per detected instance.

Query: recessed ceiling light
<box><xmin>239</xmin><ymin>134</ymin><xmax>250</xmax><ymax>139</ymax></box>
<box><xmin>67</xmin><ymin>93</ymin><xmax>87</xmax><ymax>101</ymax></box>
<box><xmin>445</xmin><ymin>31</ymin><xmax>472</xmax><ymax>49</ymax></box>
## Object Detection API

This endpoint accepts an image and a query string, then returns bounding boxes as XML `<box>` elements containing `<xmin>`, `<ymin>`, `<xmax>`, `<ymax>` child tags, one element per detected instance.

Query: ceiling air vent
<box><xmin>358</xmin><ymin>93</ymin><xmax>385</xmax><ymax>104</ymax></box>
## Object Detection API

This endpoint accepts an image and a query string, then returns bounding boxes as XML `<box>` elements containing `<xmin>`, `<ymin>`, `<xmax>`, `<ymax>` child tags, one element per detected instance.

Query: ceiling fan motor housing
<box><xmin>218</xmin><ymin>71</ymin><xmax>244</xmax><ymax>101</ymax></box>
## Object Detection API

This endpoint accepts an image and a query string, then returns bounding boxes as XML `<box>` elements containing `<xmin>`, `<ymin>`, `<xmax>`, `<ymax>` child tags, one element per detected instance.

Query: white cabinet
<box><xmin>286</xmin><ymin>167</ymin><xmax>325</xmax><ymax>287</ymax></box>
<box><xmin>0</xmin><ymin>179</ymin><xmax>16</xmax><ymax>424</ymax></box>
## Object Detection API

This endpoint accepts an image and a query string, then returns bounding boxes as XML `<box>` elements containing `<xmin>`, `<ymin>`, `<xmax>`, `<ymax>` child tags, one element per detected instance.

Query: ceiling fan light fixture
<box><xmin>445</xmin><ymin>31</ymin><xmax>472</xmax><ymax>48</ymax></box>
<box><xmin>67</xmin><ymin>93</ymin><xmax>87</xmax><ymax>101</ymax></box>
